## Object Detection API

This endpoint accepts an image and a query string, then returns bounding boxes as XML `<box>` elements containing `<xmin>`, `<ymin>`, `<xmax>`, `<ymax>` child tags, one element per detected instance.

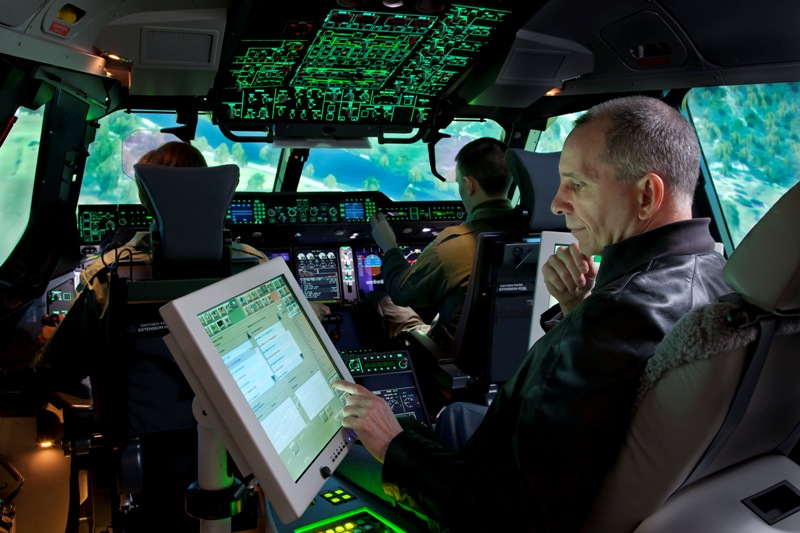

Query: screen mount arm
<box><xmin>185</xmin><ymin>397</ymin><xmax>250</xmax><ymax>532</ymax></box>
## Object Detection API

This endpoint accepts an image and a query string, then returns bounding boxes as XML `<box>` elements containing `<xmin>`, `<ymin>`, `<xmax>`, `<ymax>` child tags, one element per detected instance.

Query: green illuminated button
<box><xmin>320</xmin><ymin>486</ymin><xmax>357</xmax><ymax>505</ymax></box>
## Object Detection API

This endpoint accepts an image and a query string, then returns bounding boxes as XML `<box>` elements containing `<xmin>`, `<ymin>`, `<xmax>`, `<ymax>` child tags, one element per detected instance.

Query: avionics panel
<box><xmin>77</xmin><ymin>193</ymin><xmax>466</xmax><ymax>250</ymax></box>
<box><xmin>294</xmin><ymin>248</ymin><xmax>341</xmax><ymax>303</ymax></box>
<box><xmin>77</xmin><ymin>204</ymin><xmax>151</xmax><ymax>244</ymax></box>
<box><xmin>227</xmin><ymin>192</ymin><xmax>465</xmax><ymax>226</ymax></box>
<box><xmin>216</xmin><ymin>6</ymin><xmax>511</xmax><ymax>132</ymax></box>
<box><xmin>228</xmin><ymin>196</ymin><xmax>375</xmax><ymax>225</ymax></box>
<box><xmin>340</xmin><ymin>349</ymin><xmax>430</xmax><ymax>428</ymax></box>
<box><xmin>354</xmin><ymin>244</ymin><xmax>425</xmax><ymax>296</ymax></box>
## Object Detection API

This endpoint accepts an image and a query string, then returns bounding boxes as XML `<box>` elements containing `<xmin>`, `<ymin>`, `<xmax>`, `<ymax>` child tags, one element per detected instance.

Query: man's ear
<box><xmin>637</xmin><ymin>173</ymin><xmax>664</xmax><ymax>220</ymax></box>
<box><xmin>463</xmin><ymin>175</ymin><xmax>477</xmax><ymax>196</ymax></box>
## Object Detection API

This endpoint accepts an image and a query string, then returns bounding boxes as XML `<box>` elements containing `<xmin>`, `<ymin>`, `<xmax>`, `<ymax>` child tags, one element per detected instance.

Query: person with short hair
<box><xmin>366</xmin><ymin>137</ymin><xmax>516</xmax><ymax>353</ymax></box>
<box><xmin>334</xmin><ymin>96</ymin><xmax>731</xmax><ymax>532</ymax></box>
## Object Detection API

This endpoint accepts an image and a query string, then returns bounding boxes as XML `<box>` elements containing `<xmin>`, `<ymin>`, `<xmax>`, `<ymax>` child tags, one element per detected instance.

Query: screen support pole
<box><xmin>194</xmin><ymin>397</ymin><xmax>234</xmax><ymax>533</ymax></box>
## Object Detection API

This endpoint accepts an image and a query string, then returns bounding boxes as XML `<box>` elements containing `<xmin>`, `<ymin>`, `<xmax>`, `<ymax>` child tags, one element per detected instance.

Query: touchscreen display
<box><xmin>196</xmin><ymin>273</ymin><xmax>346</xmax><ymax>481</ymax></box>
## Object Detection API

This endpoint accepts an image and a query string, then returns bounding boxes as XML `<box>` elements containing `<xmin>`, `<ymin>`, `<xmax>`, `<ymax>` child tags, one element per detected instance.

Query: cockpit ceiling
<box><xmin>667</xmin><ymin>1</ymin><xmax>800</xmax><ymax>68</ymax></box>
<box><xmin>508</xmin><ymin>0</ymin><xmax>800</xmax><ymax>101</ymax></box>
<box><xmin>1</xmin><ymin>0</ymin><xmax>799</xmax><ymax>131</ymax></box>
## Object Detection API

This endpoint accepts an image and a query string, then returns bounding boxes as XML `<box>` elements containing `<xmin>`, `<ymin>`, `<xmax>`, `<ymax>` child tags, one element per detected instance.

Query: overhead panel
<box><xmin>214</xmin><ymin>5</ymin><xmax>510</xmax><ymax>136</ymax></box>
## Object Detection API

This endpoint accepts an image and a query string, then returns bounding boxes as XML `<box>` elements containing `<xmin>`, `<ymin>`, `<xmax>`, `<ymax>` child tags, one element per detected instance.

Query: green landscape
<box><xmin>2</xmin><ymin>83</ymin><xmax>799</xmax><ymax>266</ymax></box>
<box><xmin>688</xmin><ymin>83</ymin><xmax>800</xmax><ymax>245</ymax></box>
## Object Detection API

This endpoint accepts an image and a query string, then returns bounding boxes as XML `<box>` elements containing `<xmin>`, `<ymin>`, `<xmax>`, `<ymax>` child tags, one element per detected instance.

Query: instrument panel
<box><xmin>78</xmin><ymin>204</ymin><xmax>153</xmax><ymax>245</ymax></box>
<box><xmin>229</xmin><ymin>192</ymin><xmax>464</xmax><ymax>225</ymax></box>
<box><xmin>77</xmin><ymin>191</ymin><xmax>466</xmax><ymax>247</ymax></box>
<box><xmin>76</xmin><ymin>192</ymin><xmax>457</xmax><ymax>306</ymax></box>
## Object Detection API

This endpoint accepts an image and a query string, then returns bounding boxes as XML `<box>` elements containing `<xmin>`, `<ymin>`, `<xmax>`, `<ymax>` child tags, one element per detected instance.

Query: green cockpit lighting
<box><xmin>217</xmin><ymin>5</ymin><xmax>509</xmax><ymax>129</ymax></box>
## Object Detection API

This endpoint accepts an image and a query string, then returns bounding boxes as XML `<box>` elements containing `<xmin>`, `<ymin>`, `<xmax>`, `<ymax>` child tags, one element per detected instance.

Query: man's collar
<box><xmin>595</xmin><ymin>218</ymin><xmax>717</xmax><ymax>288</ymax></box>
<box><xmin>466</xmin><ymin>198</ymin><xmax>514</xmax><ymax>222</ymax></box>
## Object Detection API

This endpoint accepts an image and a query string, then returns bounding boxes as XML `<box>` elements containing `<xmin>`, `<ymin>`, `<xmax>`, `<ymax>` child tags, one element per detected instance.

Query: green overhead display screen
<box><xmin>216</xmin><ymin>5</ymin><xmax>509</xmax><ymax>130</ymax></box>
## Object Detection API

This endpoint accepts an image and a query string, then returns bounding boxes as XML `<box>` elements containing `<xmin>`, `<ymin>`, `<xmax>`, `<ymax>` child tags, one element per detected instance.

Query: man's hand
<box><xmin>310</xmin><ymin>302</ymin><xmax>331</xmax><ymax>320</ymax></box>
<box><xmin>370</xmin><ymin>212</ymin><xmax>398</xmax><ymax>253</ymax></box>
<box><xmin>333</xmin><ymin>380</ymin><xmax>403</xmax><ymax>463</ymax></box>
<box><xmin>541</xmin><ymin>243</ymin><xmax>598</xmax><ymax>315</ymax></box>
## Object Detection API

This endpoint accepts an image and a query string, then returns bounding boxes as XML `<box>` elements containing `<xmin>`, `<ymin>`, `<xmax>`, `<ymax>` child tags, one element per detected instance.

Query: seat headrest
<box><xmin>723</xmin><ymin>179</ymin><xmax>800</xmax><ymax>312</ymax></box>
<box><xmin>505</xmin><ymin>149</ymin><xmax>566</xmax><ymax>232</ymax></box>
<box><xmin>134</xmin><ymin>164</ymin><xmax>239</xmax><ymax>263</ymax></box>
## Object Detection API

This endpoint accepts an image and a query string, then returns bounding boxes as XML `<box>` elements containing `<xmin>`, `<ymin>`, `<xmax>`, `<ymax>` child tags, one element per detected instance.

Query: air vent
<box><xmin>140</xmin><ymin>27</ymin><xmax>217</xmax><ymax>66</ymax></box>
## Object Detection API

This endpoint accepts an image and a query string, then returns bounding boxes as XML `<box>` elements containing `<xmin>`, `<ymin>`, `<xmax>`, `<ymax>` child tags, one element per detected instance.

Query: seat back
<box><xmin>134</xmin><ymin>163</ymin><xmax>239</xmax><ymax>278</ymax></box>
<box><xmin>451</xmin><ymin>232</ymin><xmax>540</xmax><ymax>392</ymax></box>
<box><xmin>505</xmin><ymin>149</ymin><xmax>565</xmax><ymax>234</ymax></box>
<box><xmin>584</xmin><ymin>180</ymin><xmax>800</xmax><ymax>532</ymax></box>
<box><xmin>85</xmin><ymin>164</ymin><xmax>247</xmax><ymax>531</ymax></box>
<box><xmin>99</xmin><ymin>163</ymin><xmax>243</xmax><ymax>435</ymax></box>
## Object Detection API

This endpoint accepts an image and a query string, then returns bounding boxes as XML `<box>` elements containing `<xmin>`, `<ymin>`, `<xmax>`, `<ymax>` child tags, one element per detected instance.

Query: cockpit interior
<box><xmin>1</xmin><ymin>0</ymin><xmax>800</xmax><ymax>532</ymax></box>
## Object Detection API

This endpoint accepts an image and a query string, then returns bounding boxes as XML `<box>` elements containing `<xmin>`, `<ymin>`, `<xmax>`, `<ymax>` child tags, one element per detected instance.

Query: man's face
<box><xmin>551</xmin><ymin>118</ymin><xmax>644</xmax><ymax>257</ymax></box>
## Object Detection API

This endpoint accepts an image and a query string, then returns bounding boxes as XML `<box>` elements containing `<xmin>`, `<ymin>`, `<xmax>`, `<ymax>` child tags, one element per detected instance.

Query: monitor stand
<box><xmin>190</xmin><ymin>397</ymin><xmax>250</xmax><ymax>533</ymax></box>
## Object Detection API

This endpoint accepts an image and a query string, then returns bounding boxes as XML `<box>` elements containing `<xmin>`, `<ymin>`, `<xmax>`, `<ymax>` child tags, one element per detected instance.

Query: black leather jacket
<box><xmin>382</xmin><ymin>219</ymin><xmax>730</xmax><ymax>532</ymax></box>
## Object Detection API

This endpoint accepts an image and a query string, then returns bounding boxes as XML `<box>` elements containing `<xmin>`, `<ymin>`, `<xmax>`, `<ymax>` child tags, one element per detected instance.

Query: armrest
<box><xmin>406</xmin><ymin>329</ymin><xmax>451</xmax><ymax>361</ymax></box>
<box><xmin>50</xmin><ymin>391</ymin><xmax>93</xmax><ymax>413</ymax></box>
<box><xmin>404</xmin><ymin>330</ymin><xmax>470</xmax><ymax>391</ymax></box>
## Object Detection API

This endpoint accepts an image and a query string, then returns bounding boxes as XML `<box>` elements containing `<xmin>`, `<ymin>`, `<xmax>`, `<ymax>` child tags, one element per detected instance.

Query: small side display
<box><xmin>294</xmin><ymin>249</ymin><xmax>341</xmax><ymax>303</ymax></box>
<box><xmin>159</xmin><ymin>258</ymin><xmax>355</xmax><ymax>524</ymax></box>
<box><xmin>46</xmin><ymin>273</ymin><xmax>76</xmax><ymax>319</ymax></box>
<box><xmin>342</xmin><ymin>201</ymin><xmax>365</xmax><ymax>221</ymax></box>
<box><xmin>228</xmin><ymin>198</ymin><xmax>257</xmax><ymax>223</ymax></box>
<box><xmin>354</xmin><ymin>245</ymin><xmax>424</xmax><ymax>296</ymax></box>
<box><xmin>265</xmin><ymin>249</ymin><xmax>292</xmax><ymax>263</ymax></box>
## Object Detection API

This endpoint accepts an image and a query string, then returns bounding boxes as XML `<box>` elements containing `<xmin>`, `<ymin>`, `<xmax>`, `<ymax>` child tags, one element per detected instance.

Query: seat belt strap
<box><xmin>678</xmin><ymin>316</ymin><xmax>778</xmax><ymax>490</ymax></box>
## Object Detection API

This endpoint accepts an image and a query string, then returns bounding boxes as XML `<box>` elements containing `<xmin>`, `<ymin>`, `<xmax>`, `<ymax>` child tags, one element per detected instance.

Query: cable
<box><xmin>0</xmin><ymin>453</ymin><xmax>24</xmax><ymax>503</ymax></box>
